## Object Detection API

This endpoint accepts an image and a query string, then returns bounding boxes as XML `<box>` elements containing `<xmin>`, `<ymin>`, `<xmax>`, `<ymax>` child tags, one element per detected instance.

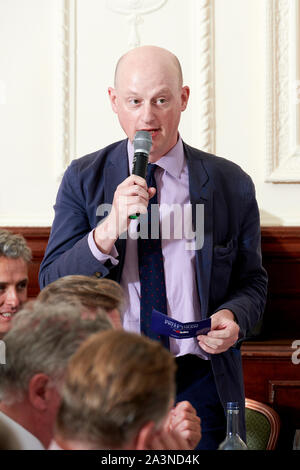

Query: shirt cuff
<box><xmin>88</xmin><ymin>230</ymin><xmax>119</xmax><ymax>265</ymax></box>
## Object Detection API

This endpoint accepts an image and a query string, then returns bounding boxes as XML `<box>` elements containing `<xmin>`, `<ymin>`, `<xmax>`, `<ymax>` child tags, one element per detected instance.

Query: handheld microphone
<box><xmin>129</xmin><ymin>131</ymin><xmax>152</xmax><ymax>219</ymax></box>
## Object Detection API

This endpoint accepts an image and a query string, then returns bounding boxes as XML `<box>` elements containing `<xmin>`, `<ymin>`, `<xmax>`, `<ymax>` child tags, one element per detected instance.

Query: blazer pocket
<box><xmin>213</xmin><ymin>238</ymin><xmax>236</xmax><ymax>261</ymax></box>
<box><xmin>211</xmin><ymin>239</ymin><xmax>237</xmax><ymax>302</ymax></box>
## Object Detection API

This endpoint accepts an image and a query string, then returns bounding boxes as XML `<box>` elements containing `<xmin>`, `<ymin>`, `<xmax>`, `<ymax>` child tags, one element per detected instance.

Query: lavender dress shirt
<box><xmin>88</xmin><ymin>137</ymin><xmax>208</xmax><ymax>359</ymax></box>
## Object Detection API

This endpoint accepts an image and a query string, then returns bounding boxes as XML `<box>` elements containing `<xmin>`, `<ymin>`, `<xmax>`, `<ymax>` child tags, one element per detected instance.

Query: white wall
<box><xmin>0</xmin><ymin>0</ymin><xmax>59</xmax><ymax>225</ymax></box>
<box><xmin>0</xmin><ymin>0</ymin><xmax>299</xmax><ymax>226</ymax></box>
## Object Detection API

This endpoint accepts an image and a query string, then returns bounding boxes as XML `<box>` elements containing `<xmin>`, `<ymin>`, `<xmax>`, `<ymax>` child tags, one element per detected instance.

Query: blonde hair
<box><xmin>56</xmin><ymin>330</ymin><xmax>176</xmax><ymax>449</ymax></box>
<box><xmin>38</xmin><ymin>275</ymin><xmax>124</xmax><ymax>313</ymax></box>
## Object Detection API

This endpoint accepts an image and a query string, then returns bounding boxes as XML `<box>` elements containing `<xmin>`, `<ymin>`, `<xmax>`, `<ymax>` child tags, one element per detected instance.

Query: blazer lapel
<box><xmin>184</xmin><ymin>143</ymin><xmax>214</xmax><ymax>319</ymax></box>
<box><xmin>104</xmin><ymin>139</ymin><xmax>129</xmax><ymax>205</ymax></box>
<box><xmin>104</xmin><ymin>139</ymin><xmax>129</xmax><ymax>280</ymax></box>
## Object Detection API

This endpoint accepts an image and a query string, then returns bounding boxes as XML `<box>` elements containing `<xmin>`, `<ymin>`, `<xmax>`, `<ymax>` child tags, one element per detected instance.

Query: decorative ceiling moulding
<box><xmin>106</xmin><ymin>0</ymin><xmax>168</xmax><ymax>48</ymax></box>
<box><xmin>266</xmin><ymin>0</ymin><xmax>300</xmax><ymax>183</ymax></box>
<box><xmin>56</xmin><ymin>0</ymin><xmax>77</xmax><ymax>179</ymax></box>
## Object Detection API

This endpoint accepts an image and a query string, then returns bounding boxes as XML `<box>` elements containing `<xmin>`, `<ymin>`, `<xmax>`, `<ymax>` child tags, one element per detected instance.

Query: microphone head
<box><xmin>133</xmin><ymin>131</ymin><xmax>152</xmax><ymax>155</ymax></box>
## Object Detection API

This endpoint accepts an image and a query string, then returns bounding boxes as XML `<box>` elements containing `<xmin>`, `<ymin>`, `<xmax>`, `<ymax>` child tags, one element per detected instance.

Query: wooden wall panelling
<box><xmin>268</xmin><ymin>379</ymin><xmax>300</xmax><ymax>449</ymax></box>
<box><xmin>260</xmin><ymin>227</ymin><xmax>300</xmax><ymax>339</ymax></box>
<box><xmin>269</xmin><ymin>380</ymin><xmax>300</xmax><ymax>410</ymax></box>
<box><xmin>241</xmin><ymin>340</ymin><xmax>298</xmax><ymax>402</ymax></box>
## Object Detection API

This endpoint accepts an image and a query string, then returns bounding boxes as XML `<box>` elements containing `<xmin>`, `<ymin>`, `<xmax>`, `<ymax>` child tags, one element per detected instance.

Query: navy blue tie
<box><xmin>138</xmin><ymin>164</ymin><xmax>169</xmax><ymax>348</ymax></box>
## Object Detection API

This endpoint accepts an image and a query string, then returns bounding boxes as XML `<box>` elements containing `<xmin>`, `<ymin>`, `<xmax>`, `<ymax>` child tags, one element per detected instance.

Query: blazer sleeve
<box><xmin>39</xmin><ymin>162</ymin><xmax>111</xmax><ymax>288</ymax></box>
<box><xmin>214</xmin><ymin>176</ymin><xmax>268</xmax><ymax>339</ymax></box>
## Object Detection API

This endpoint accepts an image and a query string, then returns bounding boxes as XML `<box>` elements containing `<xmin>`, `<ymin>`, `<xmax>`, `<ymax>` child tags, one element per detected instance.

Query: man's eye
<box><xmin>17</xmin><ymin>282</ymin><xmax>27</xmax><ymax>291</ymax></box>
<box><xmin>129</xmin><ymin>99</ymin><xmax>140</xmax><ymax>105</ymax></box>
<box><xmin>157</xmin><ymin>98</ymin><xmax>167</xmax><ymax>104</ymax></box>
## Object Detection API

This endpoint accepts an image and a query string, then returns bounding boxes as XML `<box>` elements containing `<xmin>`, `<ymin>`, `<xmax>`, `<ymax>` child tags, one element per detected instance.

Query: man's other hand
<box><xmin>197</xmin><ymin>309</ymin><xmax>240</xmax><ymax>354</ymax></box>
<box><xmin>163</xmin><ymin>401</ymin><xmax>201</xmax><ymax>449</ymax></box>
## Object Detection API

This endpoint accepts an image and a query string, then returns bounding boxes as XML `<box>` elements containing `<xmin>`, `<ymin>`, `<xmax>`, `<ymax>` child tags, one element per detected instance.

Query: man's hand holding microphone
<box><xmin>94</xmin><ymin>131</ymin><xmax>154</xmax><ymax>254</ymax></box>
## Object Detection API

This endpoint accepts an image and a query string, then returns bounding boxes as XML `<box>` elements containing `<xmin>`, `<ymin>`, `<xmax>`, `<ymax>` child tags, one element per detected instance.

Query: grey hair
<box><xmin>0</xmin><ymin>300</ymin><xmax>113</xmax><ymax>404</ymax></box>
<box><xmin>0</xmin><ymin>229</ymin><xmax>32</xmax><ymax>262</ymax></box>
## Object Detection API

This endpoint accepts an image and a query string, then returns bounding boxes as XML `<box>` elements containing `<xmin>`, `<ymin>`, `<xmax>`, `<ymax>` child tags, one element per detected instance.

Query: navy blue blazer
<box><xmin>39</xmin><ymin>139</ymin><xmax>268</xmax><ymax>439</ymax></box>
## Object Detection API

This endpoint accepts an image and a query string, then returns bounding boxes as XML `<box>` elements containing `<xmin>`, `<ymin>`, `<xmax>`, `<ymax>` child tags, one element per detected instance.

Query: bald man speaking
<box><xmin>40</xmin><ymin>46</ymin><xmax>267</xmax><ymax>449</ymax></box>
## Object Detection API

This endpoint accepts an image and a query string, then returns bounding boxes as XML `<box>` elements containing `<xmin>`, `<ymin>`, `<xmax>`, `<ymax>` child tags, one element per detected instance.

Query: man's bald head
<box><xmin>108</xmin><ymin>44</ymin><xmax>190</xmax><ymax>161</ymax></box>
<box><xmin>114</xmin><ymin>46</ymin><xmax>183</xmax><ymax>90</ymax></box>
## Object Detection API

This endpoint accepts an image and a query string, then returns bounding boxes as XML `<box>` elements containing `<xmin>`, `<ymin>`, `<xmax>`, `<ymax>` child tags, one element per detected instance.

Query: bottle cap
<box><xmin>227</xmin><ymin>402</ymin><xmax>239</xmax><ymax>410</ymax></box>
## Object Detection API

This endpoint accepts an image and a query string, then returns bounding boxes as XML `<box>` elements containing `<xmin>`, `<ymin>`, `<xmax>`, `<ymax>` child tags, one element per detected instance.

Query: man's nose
<box><xmin>5</xmin><ymin>287</ymin><xmax>20</xmax><ymax>308</ymax></box>
<box><xmin>141</xmin><ymin>102</ymin><xmax>156</xmax><ymax>124</ymax></box>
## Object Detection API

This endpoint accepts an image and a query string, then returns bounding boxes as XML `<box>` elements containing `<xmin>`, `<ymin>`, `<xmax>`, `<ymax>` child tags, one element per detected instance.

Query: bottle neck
<box><xmin>226</xmin><ymin>409</ymin><xmax>240</xmax><ymax>436</ymax></box>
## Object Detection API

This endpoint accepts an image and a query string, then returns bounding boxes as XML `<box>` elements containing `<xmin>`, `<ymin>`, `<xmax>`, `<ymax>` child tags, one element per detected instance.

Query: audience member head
<box><xmin>0</xmin><ymin>229</ymin><xmax>31</xmax><ymax>338</ymax></box>
<box><xmin>55</xmin><ymin>330</ymin><xmax>176</xmax><ymax>450</ymax></box>
<box><xmin>37</xmin><ymin>275</ymin><xmax>123</xmax><ymax>328</ymax></box>
<box><xmin>0</xmin><ymin>300</ymin><xmax>113</xmax><ymax>448</ymax></box>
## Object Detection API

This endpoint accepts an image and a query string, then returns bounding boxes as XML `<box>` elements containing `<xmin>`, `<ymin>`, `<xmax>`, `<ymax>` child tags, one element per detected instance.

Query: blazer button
<box><xmin>94</xmin><ymin>272</ymin><xmax>101</xmax><ymax>278</ymax></box>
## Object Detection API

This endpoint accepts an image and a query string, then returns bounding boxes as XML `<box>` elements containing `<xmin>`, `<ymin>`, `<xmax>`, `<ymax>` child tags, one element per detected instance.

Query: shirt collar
<box><xmin>0</xmin><ymin>411</ymin><xmax>45</xmax><ymax>450</ymax></box>
<box><xmin>127</xmin><ymin>135</ymin><xmax>185</xmax><ymax>179</ymax></box>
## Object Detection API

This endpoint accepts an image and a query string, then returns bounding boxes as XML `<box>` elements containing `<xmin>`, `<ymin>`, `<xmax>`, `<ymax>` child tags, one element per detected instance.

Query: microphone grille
<box><xmin>133</xmin><ymin>131</ymin><xmax>152</xmax><ymax>155</ymax></box>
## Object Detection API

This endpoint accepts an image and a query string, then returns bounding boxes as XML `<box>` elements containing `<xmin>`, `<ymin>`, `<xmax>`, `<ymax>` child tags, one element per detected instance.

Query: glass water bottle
<box><xmin>218</xmin><ymin>402</ymin><xmax>248</xmax><ymax>450</ymax></box>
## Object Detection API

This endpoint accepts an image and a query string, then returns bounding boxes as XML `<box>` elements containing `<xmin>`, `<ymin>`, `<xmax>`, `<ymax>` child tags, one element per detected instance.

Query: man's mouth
<box><xmin>140</xmin><ymin>128</ymin><xmax>161</xmax><ymax>137</ymax></box>
<box><xmin>0</xmin><ymin>312</ymin><xmax>14</xmax><ymax>322</ymax></box>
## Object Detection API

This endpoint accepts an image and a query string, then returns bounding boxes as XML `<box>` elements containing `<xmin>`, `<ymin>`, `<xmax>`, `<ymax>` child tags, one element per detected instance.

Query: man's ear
<box><xmin>28</xmin><ymin>373</ymin><xmax>51</xmax><ymax>411</ymax></box>
<box><xmin>108</xmin><ymin>87</ymin><xmax>118</xmax><ymax>114</ymax></box>
<box><xmin>107</xmin><ymin>308</ymin><xmax>122</xmax><ymax>329</ymax></box>
<box><xmin>180</xmin><ymin>86</ymin><xmax>190</xmax><ymax>111</ymax></box>
<box><xmin>134</xmin><ymin>421</ymin><xmax>156</xmax><ymax>450</ymax></box>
